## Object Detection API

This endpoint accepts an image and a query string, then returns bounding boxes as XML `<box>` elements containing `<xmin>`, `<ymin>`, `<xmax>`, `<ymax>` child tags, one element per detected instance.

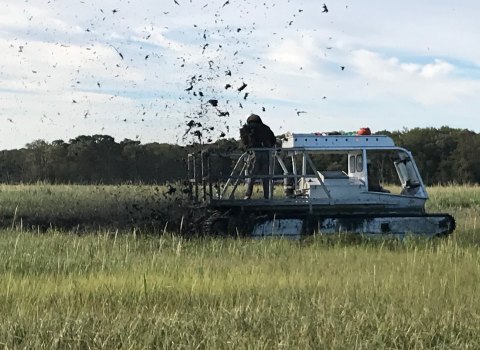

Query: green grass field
<box><xmin>0</xmin><ymin>185</ymin><xmax>480</xmax><ymax>349</ymax></box>
<box><xmin>0</xmin><ymin>183</ymin><xmax>189</xmax><ymax>232</ymax></box>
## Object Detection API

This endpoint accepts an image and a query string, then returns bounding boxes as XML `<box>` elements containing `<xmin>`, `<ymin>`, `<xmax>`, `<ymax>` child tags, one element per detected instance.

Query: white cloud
<box><xmin>0</xmin><ymin>37</ymin><xmax>147</xmax><ymax>96</ymax></box>
<box><xmin>400</xmin><ymin>63</ymin><xmax>421</xmax><ymax>73</ymax></box>
<box><xmin>351</xmin><ymin>50</ymin><xmax>402</xmax><ymax>81</ymax></box>
<box><xmin>348</xmin><ymin>50</ymin><xmax>479</xmax><ymax>105</ymax></box>
<box><xmin>420</xmin><ymin>59</ymin><xmax>455</xmax><ymax>78</ymax></box>
<box><xmin>266</xmin><ymin>36</ymin><xmax>320</xmax><ymax>73</ymax></box>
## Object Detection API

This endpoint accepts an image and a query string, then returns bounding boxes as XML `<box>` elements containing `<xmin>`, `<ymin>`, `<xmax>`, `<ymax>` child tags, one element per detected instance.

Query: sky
<box><xmin>1</xmin><ymin>0</ymin><xmax>480</xmax><ymax>149</ymax></box>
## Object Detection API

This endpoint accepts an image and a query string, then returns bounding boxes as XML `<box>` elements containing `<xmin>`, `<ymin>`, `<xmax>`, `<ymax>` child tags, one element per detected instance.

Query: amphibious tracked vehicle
<box><xmin>188</xmin><ymin>133</ymin><xmax>455</xmax><ymax>238</ymax></box>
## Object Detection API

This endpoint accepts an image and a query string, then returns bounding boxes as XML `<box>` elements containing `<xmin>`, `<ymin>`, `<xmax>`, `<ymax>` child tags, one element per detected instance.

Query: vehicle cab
<box><xmin>281</xmin><ymin>133</ymin><xmax>428</xmax><ymax>211</ymax></box>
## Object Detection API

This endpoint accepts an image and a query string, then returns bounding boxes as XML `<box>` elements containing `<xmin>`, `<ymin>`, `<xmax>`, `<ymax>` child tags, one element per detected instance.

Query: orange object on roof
<box><xmin>358</xmin><ymin>127</ymin><xmax>371</xmax><ymax>135</ymax></box>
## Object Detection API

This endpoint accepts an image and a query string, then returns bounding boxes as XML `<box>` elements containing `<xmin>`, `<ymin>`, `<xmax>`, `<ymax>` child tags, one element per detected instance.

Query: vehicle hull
<box><xmin>202</xmin><ymin>211</ymin><xmax>455</xmax><ymax>239</ymax></box>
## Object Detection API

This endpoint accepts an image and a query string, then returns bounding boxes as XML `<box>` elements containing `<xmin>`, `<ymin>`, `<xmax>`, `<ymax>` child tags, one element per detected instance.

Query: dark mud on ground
<box><xmin>1</xmin><ymin>199</ymin><xmax>206</xmax><ymax>235</ymax></box>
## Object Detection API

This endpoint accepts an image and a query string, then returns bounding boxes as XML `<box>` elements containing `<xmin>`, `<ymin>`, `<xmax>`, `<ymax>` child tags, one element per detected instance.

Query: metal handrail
<box><xmin>217</xmin><ymin>149</ymin><xmax>333</xmax><ymax>203</ymax></box>
<box><xmin>220</xmin><ymin>152</ymin><xmax>249</xmax><ymax>199</ymax></box>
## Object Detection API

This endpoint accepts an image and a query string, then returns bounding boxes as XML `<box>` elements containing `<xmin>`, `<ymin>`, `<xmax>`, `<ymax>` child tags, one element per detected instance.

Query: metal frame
<box><xmin>215</xmin><ymin>148</ymin><xmax>332</xmax><ymax>203</ymax></box>
<box><xmin>187</xmin><ymin>145</ymin><xmax>428</xmax><ymax>205</ymax></box>
<box><xmin>188</xmin><ymin>150</ymin><xmax>215</xmax><ymax>202</ymax></box>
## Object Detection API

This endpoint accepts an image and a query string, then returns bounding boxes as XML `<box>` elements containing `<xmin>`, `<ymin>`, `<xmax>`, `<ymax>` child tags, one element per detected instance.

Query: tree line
<box><xmin>0</xmin><ymin>127</ymin><xmax>479</xmax><ymax>185</ymax></box>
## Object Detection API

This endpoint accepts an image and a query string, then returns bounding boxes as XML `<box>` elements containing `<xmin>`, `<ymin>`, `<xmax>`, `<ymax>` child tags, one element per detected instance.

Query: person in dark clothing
<box><xmin>240</xmin><ymin>114</ymin><xmax>276</xmax><ymax>199</ymax></box>
<box><xmin>367</xmin><ymin>163</ymin><xmax>390</xmax><ymax>193</ymax></box>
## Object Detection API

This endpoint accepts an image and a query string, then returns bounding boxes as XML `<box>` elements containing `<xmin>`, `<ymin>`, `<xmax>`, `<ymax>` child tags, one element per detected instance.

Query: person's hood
<box><xmin>247</xmin><ymin>114</ymin><xmax>263</xmax><ymax>124</ymax></box>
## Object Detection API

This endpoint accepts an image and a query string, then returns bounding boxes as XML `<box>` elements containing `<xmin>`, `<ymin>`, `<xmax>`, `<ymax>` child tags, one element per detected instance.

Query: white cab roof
<box><xmin>282</xmin><ymin>133</ymin><xmax>395</xmax><ymax>149</ymax></box>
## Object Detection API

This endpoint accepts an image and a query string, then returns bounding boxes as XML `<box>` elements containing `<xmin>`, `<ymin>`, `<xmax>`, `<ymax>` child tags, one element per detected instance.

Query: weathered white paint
<box><xmin>252</xmin><ymin>219</ymin><xmax>303</xmax><ymax>237</ymax></box>
<box><xmin>282</xmin><ymin>134</ymin><xmax>395</xmax><ymax>149</ymax></box>
<box><xmin>251</xmin><ymin>215</ymin><xmax>452</xmax><ymax>239</ymax></box>
<box><xmin>319</xmin><ymin>217</ymin><xmax>450</xmax><ymax>236</ymax></box>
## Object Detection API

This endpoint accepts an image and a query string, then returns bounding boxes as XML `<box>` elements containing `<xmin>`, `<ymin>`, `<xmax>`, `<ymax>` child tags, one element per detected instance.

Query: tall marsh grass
<box><xmin>0</xmin><ymin>185</ymin><xmax>479</xmax><ymax>349</ymax></box>
<box><xmin>0</xmin><ymin>184</ymin><xmax>188</xmax><ymax>231</ymax></box>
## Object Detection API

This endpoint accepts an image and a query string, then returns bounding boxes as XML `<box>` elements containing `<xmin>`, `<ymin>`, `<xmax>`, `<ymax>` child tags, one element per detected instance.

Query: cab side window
<box><xmin>349</xmin><ymin>156</ymin><xmax>356</xmax><ymax>173</ymax></box>
<box><xmin>356</xmin><ymin>155</ymin><xmax>364</xmax><ymax>172</ymax></box>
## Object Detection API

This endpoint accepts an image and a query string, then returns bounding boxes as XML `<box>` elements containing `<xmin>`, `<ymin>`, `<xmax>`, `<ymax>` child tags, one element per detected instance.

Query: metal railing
<box><xmin>188</xmin><ymin>148</ymin><xmax>332</xmax><ymax>203</ymax></box>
